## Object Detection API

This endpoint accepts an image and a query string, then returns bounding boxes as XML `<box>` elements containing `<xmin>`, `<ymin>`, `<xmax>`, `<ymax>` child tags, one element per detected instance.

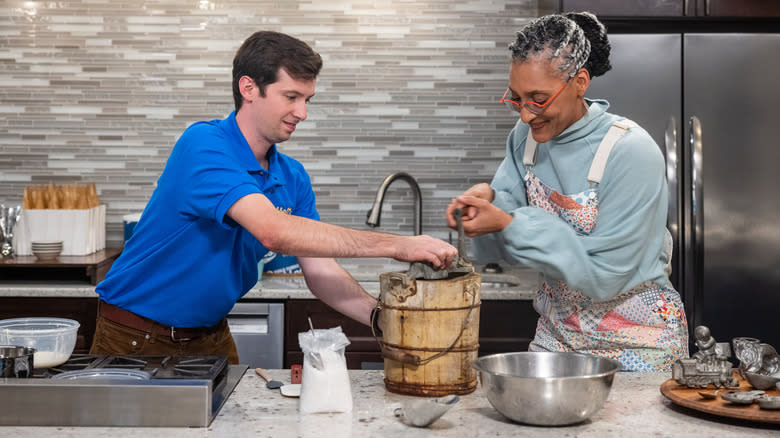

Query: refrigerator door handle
<box><xmin>689</xmin><ymin>116</ymin><xmax>703</xmax><ymax>248</ymax></box>
<box><xmin>689</xmin><ymin>115</ymin><xmax>704</xmax><ymax>323</ymax></box>
<box><xmin>665</xmin><ymin>116</ymin><xmax>678</xmax><ymax>238</ymax></box>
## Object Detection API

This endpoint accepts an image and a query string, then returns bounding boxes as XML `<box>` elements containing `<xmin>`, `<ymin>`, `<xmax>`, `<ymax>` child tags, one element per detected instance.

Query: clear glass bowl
<box><xmin>0</xmin><ymin>318</ymin><xmax>80</xmax><ymax>368</ymax></box>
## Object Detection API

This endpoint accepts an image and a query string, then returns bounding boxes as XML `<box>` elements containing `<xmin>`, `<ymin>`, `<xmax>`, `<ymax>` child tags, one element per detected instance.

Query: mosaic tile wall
<box><xmin>0</xmin><ymin>1</ymin><xmax>548</xmax><ymax>258</ymax></box>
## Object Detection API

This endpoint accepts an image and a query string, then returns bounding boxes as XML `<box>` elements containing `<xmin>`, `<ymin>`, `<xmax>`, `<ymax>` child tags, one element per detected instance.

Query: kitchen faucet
<box><xmin>366</xmin><ymin>172</ymin><xmax>422</xmax><ymax>236</ymax></box>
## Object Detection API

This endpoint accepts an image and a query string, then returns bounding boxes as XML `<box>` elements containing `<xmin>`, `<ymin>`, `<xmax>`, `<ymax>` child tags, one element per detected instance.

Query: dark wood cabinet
<box><xmin>0</xmin><ymin>248</ymin><xmax>121</xmax><ymax>285</ymax></box>
<box><xmin>479</xmin><ymin>300</ymin><xmax>537</xmax><ymax>355</ymax></box>
<box><xmin>0</xmin><ymin>297</ymin><xmax>97</xmax><ymax>353</ymax></box>
<box><xmin>284</xmin><ymin>299</ymin><xmax>537</xmax><ymax>370</ymax></box>
<box><xmin>560</xmin><ymin>0</ymin><xmax>780</xmax><ymax>17</ymax></box>
<box><xmin>704</xmin><ymin>0</ymin><xmax>780</xmax><ymax>16</ymax></box>
<box><xmin>561</xmin><ymin>0</ymin><xmax>688</xmax><ymax>17</ymax></box>
<box><xmin>284</xmin><ymin>299</ymin><xmax>382</xmax><ymax>370</ymax></box>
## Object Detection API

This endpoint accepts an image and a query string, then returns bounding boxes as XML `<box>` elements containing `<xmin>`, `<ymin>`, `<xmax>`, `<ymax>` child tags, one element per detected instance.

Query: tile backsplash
<box><xmin>0</xmin><ymin>1</ymin><xmax>545</xmax><ymax>256</ymax></box>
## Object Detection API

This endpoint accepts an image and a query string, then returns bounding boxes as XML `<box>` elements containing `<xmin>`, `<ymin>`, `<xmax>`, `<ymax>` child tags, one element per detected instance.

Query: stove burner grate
<box><xmin>39</xmin><ymin>354</ymin><xmax>228</xmax><ymax>381</ymax></box>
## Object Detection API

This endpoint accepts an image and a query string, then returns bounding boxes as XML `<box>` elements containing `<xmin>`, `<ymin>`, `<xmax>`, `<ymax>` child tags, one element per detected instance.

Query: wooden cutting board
<box><xmin>660</xmin><ymin>374</ymin><xmax>780</xmax><ymax>424</ymax></box>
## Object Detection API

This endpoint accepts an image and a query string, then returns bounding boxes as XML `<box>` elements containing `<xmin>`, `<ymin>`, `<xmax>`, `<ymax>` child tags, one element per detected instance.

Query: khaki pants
<box><xmin>90</xmin><ymin>315</ymin><xmax>240</xmax><ymax>364</ymax></box>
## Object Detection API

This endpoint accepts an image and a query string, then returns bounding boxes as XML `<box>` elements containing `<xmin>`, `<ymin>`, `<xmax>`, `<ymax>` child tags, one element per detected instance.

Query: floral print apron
<box><xmin>522</xmin><ymin>120</ymin><xmax>689</xmax><ymax>371</ymax></box>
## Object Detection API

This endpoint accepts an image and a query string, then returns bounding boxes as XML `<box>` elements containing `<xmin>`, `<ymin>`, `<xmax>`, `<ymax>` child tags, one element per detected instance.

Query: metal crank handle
<box><xmin>452</xmin><ymin>208</ymin><xmax>471</xmax><ymax>266</ymax></box>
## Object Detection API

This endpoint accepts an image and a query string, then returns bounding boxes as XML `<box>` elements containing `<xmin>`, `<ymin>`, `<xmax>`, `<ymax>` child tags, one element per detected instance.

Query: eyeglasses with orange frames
<box><xmin>500</xmin><ymin>79</ymin><xmax>570</xmax><ymax>115</ymax></box>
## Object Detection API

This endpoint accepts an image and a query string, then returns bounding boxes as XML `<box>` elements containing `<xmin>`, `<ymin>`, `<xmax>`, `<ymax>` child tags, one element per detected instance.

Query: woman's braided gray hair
<box><xmin>509</xmin><ymin>12</ymin><xmax>611</xmax><ymax>79</ymax></box>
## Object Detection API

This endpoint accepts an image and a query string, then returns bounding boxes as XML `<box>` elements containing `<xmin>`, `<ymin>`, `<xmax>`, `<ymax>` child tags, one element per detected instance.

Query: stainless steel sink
<box><xmin>480</xmin><ymin>272</ymin><xmax>527</xmax><ymax>289</ymax></box>
<box><xmin>480</xmin><ymin>280</ymin><xmax>520</xmax><ymax>289</ymax></box>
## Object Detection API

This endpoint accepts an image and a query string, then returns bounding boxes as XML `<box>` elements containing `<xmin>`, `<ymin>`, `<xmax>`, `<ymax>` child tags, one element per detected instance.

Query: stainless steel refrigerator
<box><xmin>587</xmin><ymin>33</ymin><xmax>780</xmax><ymax>348</ymax></box>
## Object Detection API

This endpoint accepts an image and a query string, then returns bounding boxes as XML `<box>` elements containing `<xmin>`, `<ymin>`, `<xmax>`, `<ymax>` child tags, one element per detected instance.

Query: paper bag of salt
<box><xmin>297</xmin><ymin>326</ymin><xmax>353</xmax><ymax>413</ymax></box>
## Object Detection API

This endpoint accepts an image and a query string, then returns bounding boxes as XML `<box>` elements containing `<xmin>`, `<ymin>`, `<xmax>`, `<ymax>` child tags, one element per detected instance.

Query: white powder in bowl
<box><xmin>34</xmin><ymin>351</ymin><xmax>70</xmax><ymax>368</ymax></box>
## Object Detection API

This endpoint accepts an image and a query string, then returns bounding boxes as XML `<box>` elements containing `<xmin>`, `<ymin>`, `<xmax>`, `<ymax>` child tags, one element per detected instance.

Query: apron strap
<box><xmin>587</xmin><ymin>119</ymin><xmax>638</xmax><ymax>184</ymax></box>
<box><xmin>522</xmin><ymin>132</ymin><xmax>538</xmax><ymax>166</ymax></box>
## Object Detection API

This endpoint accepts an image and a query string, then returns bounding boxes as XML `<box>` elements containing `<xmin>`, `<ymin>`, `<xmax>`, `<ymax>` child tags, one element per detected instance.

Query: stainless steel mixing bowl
<box><xmin>472</xmin><ymin>351</ymin><xmax>621</xmax><ymax>426</ymax></box>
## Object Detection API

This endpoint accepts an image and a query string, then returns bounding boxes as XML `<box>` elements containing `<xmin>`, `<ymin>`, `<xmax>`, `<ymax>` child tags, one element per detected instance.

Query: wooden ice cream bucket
<box><xmin>378</xmin><ymin>270</ymin><xmax>481</xmax><ymax>396</ymax></box>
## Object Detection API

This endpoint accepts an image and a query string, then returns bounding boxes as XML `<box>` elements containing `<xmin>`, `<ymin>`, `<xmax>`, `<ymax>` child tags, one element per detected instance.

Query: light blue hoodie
<box><xmin>473</xmin><ymin>99</ymin><xmax>672</xmax><ymax>300</ymax></box>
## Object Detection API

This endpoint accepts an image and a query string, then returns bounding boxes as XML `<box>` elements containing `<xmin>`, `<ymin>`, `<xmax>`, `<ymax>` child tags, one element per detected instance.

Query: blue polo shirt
<box><xmin>96</xmin><ymin>111</ymin><xmax>319</xmax><ymax>327</ymax></box>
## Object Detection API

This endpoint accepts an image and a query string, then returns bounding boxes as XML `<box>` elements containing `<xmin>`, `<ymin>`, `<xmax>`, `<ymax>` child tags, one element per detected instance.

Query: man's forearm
<box><xmin>264</xmin><ymin>214</ymin><xmax>400</xmax><ymax>259</ymax></box>
<box><xmin>229</xmin><ymin>193</ymin><xmax>455</xmax><ymax>268</ymax></box>
<box><xmin>300</xmin><ymin>257</ymin><xmax>377</xmax><ymax>327</ymax></box>
<box><xmin>229</xmin><ymin>193</ymin><xmax>399</xmax><ymax>259</ymax></box>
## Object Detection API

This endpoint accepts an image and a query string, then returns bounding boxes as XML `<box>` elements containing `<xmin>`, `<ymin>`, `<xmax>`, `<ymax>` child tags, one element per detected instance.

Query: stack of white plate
<box><xmin>31</xmin><ymin>240</ymin><xmax>63</xmax><ymax>260</ymax></box>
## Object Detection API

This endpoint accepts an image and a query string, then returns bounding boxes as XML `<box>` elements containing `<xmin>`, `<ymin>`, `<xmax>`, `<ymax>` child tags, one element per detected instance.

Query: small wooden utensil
<box><xmin>255</xmin><ymin>368</ymin><xmax>283</xmax><ymax>389</ymax></box>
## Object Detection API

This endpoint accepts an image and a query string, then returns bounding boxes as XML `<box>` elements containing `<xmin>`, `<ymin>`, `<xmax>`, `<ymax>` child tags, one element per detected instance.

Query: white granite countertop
<box><xmin>1</xmin><ymin>370</ymin><xmax>778</xmax><ymax>437</ymax></box>
<box><xmin>0</xmin><ymin>261</ymin><xmax>540</xmax><ymax>301</ymax></box>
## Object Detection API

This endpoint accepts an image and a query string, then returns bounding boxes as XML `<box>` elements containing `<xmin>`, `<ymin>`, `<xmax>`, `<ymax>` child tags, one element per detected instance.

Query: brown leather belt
<box><xmin>98</xmin><ymin>300</ymin><xmax>223</xmax><ymax>342</ymax></box>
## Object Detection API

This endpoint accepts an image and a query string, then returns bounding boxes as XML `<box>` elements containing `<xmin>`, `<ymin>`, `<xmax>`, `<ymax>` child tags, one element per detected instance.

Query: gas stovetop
<box><xmin>37</xmin><ymin>354</ymin><xmax>229</xmax><ymax>380</ymax></box>
<box><xmin>0</xmin><ymin>354</ymin><xmax>247</xmax><ymax>427</ymax></box>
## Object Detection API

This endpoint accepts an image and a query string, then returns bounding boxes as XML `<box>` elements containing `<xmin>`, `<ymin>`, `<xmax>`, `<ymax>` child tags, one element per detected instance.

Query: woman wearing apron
<box><xmin>447</xmin><ymin>12</ymin><xmax>688</xmax><ymax>371</ymax></box>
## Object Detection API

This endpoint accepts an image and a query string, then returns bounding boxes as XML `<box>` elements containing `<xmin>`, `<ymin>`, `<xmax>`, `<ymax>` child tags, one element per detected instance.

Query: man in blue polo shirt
<box><xmin>91</xmin><ymin>31</ymin><xmax>457</xmax><ymax>363</ymax></box>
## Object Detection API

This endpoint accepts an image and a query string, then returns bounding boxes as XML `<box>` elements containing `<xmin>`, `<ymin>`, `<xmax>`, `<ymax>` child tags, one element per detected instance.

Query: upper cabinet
<box><xmin>705</xmin><ymin>0</ymin><xmax>780</xmax><ymax>16</ymax></box>
<box><xmin>561</xmin><ymin>0</ymin><xmax>686</xmax><ymax>16</ymax></box>
<box><xmin>560</xmin><ymin>0</ymin><xmax>780</xmax><ymax>17</ymax></box>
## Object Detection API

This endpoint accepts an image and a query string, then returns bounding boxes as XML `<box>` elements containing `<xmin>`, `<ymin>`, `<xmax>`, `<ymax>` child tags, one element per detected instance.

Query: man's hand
<box><xmin>392</xmin><ymin>235</ymin><xmax>457</xmax><ymax>269</ymax></box>
<box><xmin>447</xmin><ymin>195</ymin><xmax>513</xmax><ymax>237</ymax></box>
